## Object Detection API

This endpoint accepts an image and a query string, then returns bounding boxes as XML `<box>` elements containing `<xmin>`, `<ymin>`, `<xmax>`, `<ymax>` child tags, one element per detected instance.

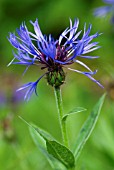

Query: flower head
<box><xmin>94</xmin><ymin>0</ymin><xmax>114</xmax><ymax>23</ymax></box>
<box><xmin>8</xmin><ymin>18</ymin><xmax>103</xmax><ymax>101</ymax></box>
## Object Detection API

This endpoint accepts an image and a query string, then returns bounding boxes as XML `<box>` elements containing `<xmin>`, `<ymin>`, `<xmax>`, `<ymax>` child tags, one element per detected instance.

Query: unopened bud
<box><xmin>46</xmin><ymin>68</ymin><xmax>65</xmax><ymax>87</ymax></box>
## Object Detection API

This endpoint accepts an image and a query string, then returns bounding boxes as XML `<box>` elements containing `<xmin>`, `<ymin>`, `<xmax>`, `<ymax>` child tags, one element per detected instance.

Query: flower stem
<box><xmin>54</xmin><ymin>86</ymin><xmax>68</xmax><ymax>147</ymax></box>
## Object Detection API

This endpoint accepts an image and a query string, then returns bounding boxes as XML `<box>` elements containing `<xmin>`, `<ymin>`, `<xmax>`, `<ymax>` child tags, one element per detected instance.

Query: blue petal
<box><xmin>68</xmin><ymin>18</ymin><xmax>79</xmax><ymax>41</ymax></box>
<box><xmin>12</xmin><ymin>51</ymin><xmax>36</xmax><ymax>66</ymax></box>
<box><xmin>67</xmin><ymin>42</ymin><xmax>84</xmax><ymax>61</ymax></box>
<box><xmin>68</xmin><ymin>68</ymin><xmax>103</xmax><ymax>88</ymax></box>
<box><xmin>30</xmin><ymin>19</ymin><xmax>45</xmax><ymax>42</ymax></box>
<box><xmin>17</xmin><ymin>74</ymin><xmax>45</xmax><ymax>101</ymax></box>
<box><xmin>59</xmin><ymin>19</ymin><xmax>80</xmax><ymax>46</ymax></box>
<box><xmin>8</xmin><ymin>33</ymin><xmax>20</xmax><ymax>48</ymax></box>
<box><xmin>37</xmin><ymin>36</ymin><xmax>56</xmax><ymax>59</ymax></box>
<box><xmin>103</xmin><ymin>0</ymin><xmax>114</xmax><ymax>4</ymax></box>
<box><xmin>16</xmin><ymin>22</ymin><xmax>31</xmax><ymax>44</ymax></box>
<box><xmin>8</xmin><ymin>25</ymin><xmax>39</xmax><ymax>57</ymax></box>
<box><xmin>83</xmin><ymin>24</ymin><xmax>92</xmax><ymax>39</ymax></box>
<box><xmin>94</xmin><ymin>6</ymin><xmax>111</xmax><ymax>17</ymax></box>
<box><xmin>78</xmin><ymin>55</ymin><xmax>99</xmax><ymax>59</ymax></box>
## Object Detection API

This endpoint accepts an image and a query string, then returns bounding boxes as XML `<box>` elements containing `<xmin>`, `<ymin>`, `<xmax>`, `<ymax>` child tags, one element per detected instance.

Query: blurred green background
<box><xmin>0</xmin><ymin>0</ymin><xmax>114</xmax><ymax>170</ymax></box>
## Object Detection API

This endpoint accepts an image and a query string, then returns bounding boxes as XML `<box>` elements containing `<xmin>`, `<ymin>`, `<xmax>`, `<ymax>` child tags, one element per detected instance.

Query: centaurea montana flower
<box><xmin>94</xmin><ymin>0</ymin><xmax>114</xmax><ymax>23</ymax></box>
<box><xmin>8</xmin><ymin>18</ymin><xmax>103</xmax><ymax>101</ymax></box>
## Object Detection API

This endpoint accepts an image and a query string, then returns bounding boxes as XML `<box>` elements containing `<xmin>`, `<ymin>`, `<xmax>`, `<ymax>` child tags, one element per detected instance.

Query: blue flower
<box><xmin>94</xmin><ymin>0</ymin><xmax>114</xmax><ymax>23</ymax></box>
<box><xmin>8</xmin><ymin>18</ymin><xmax>103</xmax><ymax>100</ymax></box>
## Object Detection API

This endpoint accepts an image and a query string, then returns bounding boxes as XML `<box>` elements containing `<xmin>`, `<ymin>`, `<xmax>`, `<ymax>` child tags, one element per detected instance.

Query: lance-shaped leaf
<box><xmin>30</xmin><ymin>127</ymin><xmax>67</xmax><ymax>170</ymax></box>
<box><xmin>46</xmin><ymin>140</ymin><xmax>75</xmax><ymax>168</ymax></box>
<box><xmin>72</xmin><ymin>93</ymin><xmax>106</xmax><ymax>162</ymax></box>
<box><xmin>62</xmin><ymin>107</ymin><xmax>86</xmax><ymax>122</ymax></box>
<box><xmin>19</xmin><ymin>117</ymin><xmax>67</xmax><ymax>170</ymax></box>
<box><xmin>34</xmin><ymin>127</ymin><xmax>75</xmax><ymax>168</ymax></box>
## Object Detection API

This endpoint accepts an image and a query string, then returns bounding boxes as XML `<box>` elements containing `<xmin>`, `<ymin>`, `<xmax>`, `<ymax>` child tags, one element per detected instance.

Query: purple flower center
<box><xmin>39</xmin><ymin>44</ymin><xmax>69</xmax><ymax>72</ymax></box>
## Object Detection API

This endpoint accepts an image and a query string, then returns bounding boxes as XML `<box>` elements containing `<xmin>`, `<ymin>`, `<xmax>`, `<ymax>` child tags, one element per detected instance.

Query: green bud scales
<box><xmin>46</xmin><ymin>68</ymin><xmax>65</xmax><ymax>87</ymax></box>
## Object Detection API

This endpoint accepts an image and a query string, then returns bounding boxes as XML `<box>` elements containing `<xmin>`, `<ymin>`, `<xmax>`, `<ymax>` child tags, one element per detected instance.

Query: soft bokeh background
<box><xmin>0</xmin><ymin>0</ymin><xmax>114</xmax><ymax>170</ymax></box>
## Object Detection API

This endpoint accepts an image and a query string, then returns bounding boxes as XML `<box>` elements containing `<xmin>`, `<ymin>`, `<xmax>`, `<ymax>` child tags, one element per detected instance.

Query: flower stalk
<box><xmin>54</xmin><ymin>86</ymin><xmax>68</xmax><ymax>147</ymax></box>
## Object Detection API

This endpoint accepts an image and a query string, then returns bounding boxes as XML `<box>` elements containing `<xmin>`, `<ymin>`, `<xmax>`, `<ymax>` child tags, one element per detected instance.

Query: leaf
<box><xmin>34</xmin><ymin>127</ymin><xmax>75</xmax><ymax>168</ymax></box>
<box><xmin>30</xmin><ymin>127</ymin><xmax>67</xmax><ymax>170</ymax></box>
<box><xmin>46</xmin><ymin>140</ymin><xmax>75</xmax><ymax>168</ymax></box>
<box><xmin>72</xmin><ymin>93</ymin><xmax>106</xmax><ymax>162</ymax></box>
<box><xmin>62</xmin><ymin>107</ymin><xmax>86</xmax><ymax>122</ymax></box>
<box><xmin>19</xmin><ymin>117</ymin><xmax>67</xmax><ymax>170</ymax></box>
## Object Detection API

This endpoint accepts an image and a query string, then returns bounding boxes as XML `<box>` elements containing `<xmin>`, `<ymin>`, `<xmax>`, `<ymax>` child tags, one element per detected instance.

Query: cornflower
<box><xmin>8</xmin><ymin>18</ymin><xmax>103</xmax><ymax>101</ymax></box>
<box><xmin>94</xmin><ymin>0</ymin><xmax>114</xmax><ymax>23</ymax></box>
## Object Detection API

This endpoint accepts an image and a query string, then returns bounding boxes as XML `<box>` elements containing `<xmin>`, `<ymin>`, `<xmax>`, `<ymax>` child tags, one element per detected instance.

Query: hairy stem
<box><xmin>54</xmin><ymin>86</ymin><xmax>68</xmax><ymax>147</ymax></box>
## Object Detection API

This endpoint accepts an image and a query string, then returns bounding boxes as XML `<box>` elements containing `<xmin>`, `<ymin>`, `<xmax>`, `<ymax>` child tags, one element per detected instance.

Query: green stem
<box><xmin>54</xmin><ymin>86</ymin><xmax>68</xmax><ymax>147</ymax></box>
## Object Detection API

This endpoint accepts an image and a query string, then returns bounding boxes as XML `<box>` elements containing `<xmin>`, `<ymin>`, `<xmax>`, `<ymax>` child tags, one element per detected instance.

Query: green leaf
<box><xmin>62</xmin><ymin>107</ymin><xmax>86</xmax><ymax>122</ymax></box>
<box><xmin>72</xmin><ymin>93</ymin><xmax>106</xmax><ymax>162</ymax></box>
<box><xmin>34</xmin><ymin>127</ymin><xmax>75</xmax><ymax>168</ymax></box>
<box><xmin>19</xmin><ymin>117</ymin><xmax>67</xmax><ymax>170</ymax></box>
<box><xmin>46</xmin><ymin>140</ymin><xmax>75</xmax><ymax>168</ymax></box>
<box><xmin>30</xmin><ymin>127</ymin><xmax>67</xmax><ymax>170</ymax></box>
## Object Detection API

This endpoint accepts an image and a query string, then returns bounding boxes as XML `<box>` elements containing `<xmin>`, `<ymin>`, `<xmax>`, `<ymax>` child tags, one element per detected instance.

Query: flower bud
<box><xmin>46</xmin><ymin>68</ymin><xmax>65</xmax><ymax>87</ymax></box>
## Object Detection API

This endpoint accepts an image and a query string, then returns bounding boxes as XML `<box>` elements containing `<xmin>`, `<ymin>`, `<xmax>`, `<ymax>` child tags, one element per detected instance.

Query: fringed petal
<box><xmin>68</xmin><ymin>67</ymin><xmax>103</xmax><ymax>88</ymax></box>
<box><xmin>17</xmin><ymin>73</ymin><xmax>46</xmax><ymax>101</ymax></box>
